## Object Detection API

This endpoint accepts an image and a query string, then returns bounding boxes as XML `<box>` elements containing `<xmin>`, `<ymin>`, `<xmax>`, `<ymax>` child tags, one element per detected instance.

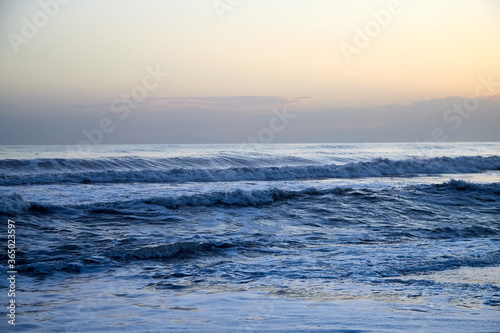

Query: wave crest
<box><xmin>1</xmin><ymin>155</ymin><xmax>499</xmax><ymax>186</ymax></box>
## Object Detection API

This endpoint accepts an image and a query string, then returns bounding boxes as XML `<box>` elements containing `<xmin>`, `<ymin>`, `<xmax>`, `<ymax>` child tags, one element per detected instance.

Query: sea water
<box><xmin>1</xmin><ymin>142</ymin><xmax>499</xmax><ymax>332</ymax></box>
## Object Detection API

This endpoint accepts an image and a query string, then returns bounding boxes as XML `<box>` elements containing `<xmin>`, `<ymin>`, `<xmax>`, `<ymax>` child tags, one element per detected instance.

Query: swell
<box><xmin>1</xmin><ymin>155</ymin><xmax>499</xmax><ymax>186</ymax></box>
<box><xmin>0</xmin><ymin>155</ymin><xmax>314</xmax><ymax>174</ymax></box>
<box><xmin>109</xmin><ymin>241</ymin><xmax>235</xmax><ymax>260</ymax></box>
<box><xmin>17</xmin><ymin>241</ymin><xmax>236</xmax><ymax>275</ymax></box>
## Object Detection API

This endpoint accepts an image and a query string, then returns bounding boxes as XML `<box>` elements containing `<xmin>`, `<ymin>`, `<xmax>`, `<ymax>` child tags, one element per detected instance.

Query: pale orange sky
<box><xmin>0</xmin><ymin>0</ymin><xmax>499</xmax><ymax>109</ymax></box>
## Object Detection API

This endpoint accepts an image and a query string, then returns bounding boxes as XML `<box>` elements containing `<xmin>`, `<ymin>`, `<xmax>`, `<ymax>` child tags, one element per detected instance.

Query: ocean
<box><xmin>1</xmin><ymin>142</ymin><xmax>500</xmax><ymax>332</ymax></box>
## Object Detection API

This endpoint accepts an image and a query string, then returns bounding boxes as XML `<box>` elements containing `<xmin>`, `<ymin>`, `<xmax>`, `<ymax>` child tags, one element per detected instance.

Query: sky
<box><xmin>0</xmin><ymin>0</ymin><xmax>499</xmax><ymax>144</ymax></box>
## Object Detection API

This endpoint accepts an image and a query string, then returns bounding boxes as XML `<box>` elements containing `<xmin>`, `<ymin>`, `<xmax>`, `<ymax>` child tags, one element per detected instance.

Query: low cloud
<box><xmin>147</xmin><ymin>96</ymin><xmax>305</xmax><ymax>108</ymax></box>
<box><xmin>0</xmin><ymin>96</ymin><xmax>499</xmax><ymax>144</ymax></box>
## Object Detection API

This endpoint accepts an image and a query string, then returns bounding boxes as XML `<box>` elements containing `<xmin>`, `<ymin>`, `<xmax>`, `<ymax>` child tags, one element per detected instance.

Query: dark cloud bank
<box><xmin>0</xmin><ymin>95</ymin><xmax>499</xmax><ymax>144</ymax></box>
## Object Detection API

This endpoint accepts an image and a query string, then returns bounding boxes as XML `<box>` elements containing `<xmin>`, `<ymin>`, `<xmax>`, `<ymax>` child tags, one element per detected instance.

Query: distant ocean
<box><xmin>1</xmin><ymin>143</ymin><xmax>500</xmax><ymax>332</ymax></box>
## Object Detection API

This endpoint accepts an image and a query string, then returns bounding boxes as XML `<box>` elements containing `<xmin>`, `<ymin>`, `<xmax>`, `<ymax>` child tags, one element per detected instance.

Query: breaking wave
<box><xmin>1</xmin><ymin>155</ymin><xmax>499</xmax><ymax>186</ymax></box>
<box><xmin>0</xmin><ymin>187</ymin><xmax>352</xmax><ymax>214</ymax></box>
<box><xmin>2</xmin><ymin>180</ymin><xmax>499</xmax><ymax>215</ymax></box>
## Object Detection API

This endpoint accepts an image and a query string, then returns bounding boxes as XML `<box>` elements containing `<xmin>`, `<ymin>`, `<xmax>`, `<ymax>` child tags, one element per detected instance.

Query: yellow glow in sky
<box><xmin>0</xmin><ymin>0</ymin><xmax>499</xmax><ymax>108</ymax></box>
